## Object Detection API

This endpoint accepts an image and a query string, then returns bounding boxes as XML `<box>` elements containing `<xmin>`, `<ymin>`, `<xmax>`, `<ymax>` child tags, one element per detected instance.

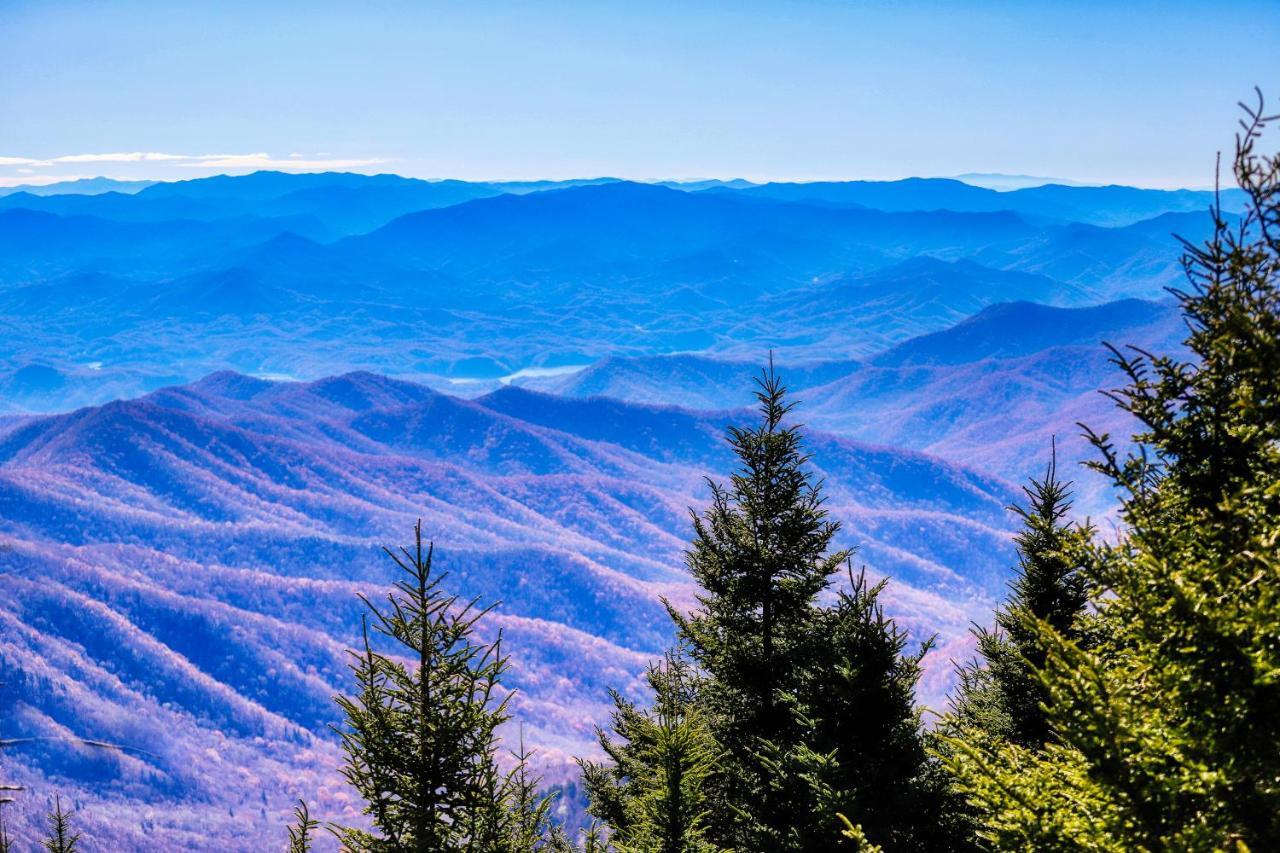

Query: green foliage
<box><xmin>946</xmin><ymin>452</ymin><xmax>1094</xmax><ymax>750</ymax></box>
<box><xmin>797</xmin><ymin>570</ymin><xmax>950</xmax><ymax>851</ymax></box>
<box><xmin>580</xmin><ymin>651</ymin><xmax>721</xmax><ymax>853</ymax></box>
<box><xmin>672</xmin><ymin>364</ymin><xmax>851</xmax><ymax>850</ymax></box>
<box><xmin>574</xmin><ymin>822</ymin><xmax>610</xmax><ymax>853</ymax></box>
<box><xmin>287</xmin><ymin>800</ymin><xmax>318</xmax><ymax>853</ymax></box>
<box><xmin>42</xmin><ymin>796</ymin><xmax>79</xmax><ymax>853</ymax></box>
<box><xmin>586</xmin><ymin>364</ymin><xmax>945</xmax><ymax>851</ymax></box>
<box><xmin>837</xmin><ymin>814</ymin><xmax>885</xmax><ymax>853</ymax></box>
<box><xmin>502</xmin><ymin>729</ymin><xmax>567</xmax><ymax>853</ymax></box>
<box><xmin>934</xmin><ymin>453</ymin><xmax>1094</xmax><ymax>851</ymax></box>
<box><xmin>332</xmin><ymin>520</ymin><xmax>559</xmax><ymax>852</ymax></box>
<box><xmin>943</xmin><ymin>91</ymin><xmax>1280</xmax><ymax>851</ymax></box>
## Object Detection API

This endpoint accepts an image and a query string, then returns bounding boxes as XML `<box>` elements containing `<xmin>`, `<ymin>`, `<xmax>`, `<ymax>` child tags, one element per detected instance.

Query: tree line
<box><xmin>292</xmin><ymin>92</ymin><xmax>1280</xmax><ymax>853</ymax></box>
<box><xmin>8</xmin><ymin>93</ymin><xmax>1279</xmax><ymax>851</ymax></box>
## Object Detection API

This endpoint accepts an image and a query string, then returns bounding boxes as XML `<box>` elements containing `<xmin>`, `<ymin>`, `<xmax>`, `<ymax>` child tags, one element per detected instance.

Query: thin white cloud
<box><xmin>175</xmin><ymin>153</ymin><xmax>390</xmax><ymax>171</ymax></box>
<box><xmin>50</xmin><ymin>151</ymin><xmax>199</xmax><ymax>164</ymax></box>
<box><xmin>0</xmin><ymin>151</ymin><xmax>389</xmax><ymax>171</ymax></box>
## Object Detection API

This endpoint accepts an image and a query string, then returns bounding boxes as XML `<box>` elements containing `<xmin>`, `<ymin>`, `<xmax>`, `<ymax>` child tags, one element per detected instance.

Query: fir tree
<box><xmin>583</xmin><ymin>364</ymin><xmax>943</xmax><ymax>851</ymax></box>
<box><xmin>574</xmin><ymin>822</ymin><xmax>609</xmax><ymax>853</ymax></box>
<box><xmin>287</xmin><ymin>800</ymin><xmax>318</xmax><ymax>853</ymax></box>
<box><xmin>944</xmin><ymin>90</ymin><xmax>1280</xmax><ymax>850</ymax></box>
<box><xmin>333</xmin><ymin>520</ymin><xmax>550</xmax><ymax>852</ymax></box>
<box><xmin>580</xmin><ymin>650</ymin><xmax>721</xmax><ymax>853</ymax></box>
<box><xmin>947</xmin><ymin>450</ymin><xmax>1094</xmax><ymax>750</ymax></box>
<box><xmin>502</xmin><ymin>728</ymin><xmax>565</xmax><ymax>853</ymax></box>
<box><xmin>42</xmin><ymin>795</ymin><xmax>79</xmax><ymax>853</ymax></box>
<box><xmin>796</xmin><ymin>569</ymin><xmax>945</xmax><ymax>851</ymax></box>
<box><xmin>671</xmin><ymin>363</ymin><xmax>850</xmax><ymax>849</ymax></box>
<box><xmin>838</xmin><ymin>814</ymin><xmax>885</xmax><ymax>853</ymax></box>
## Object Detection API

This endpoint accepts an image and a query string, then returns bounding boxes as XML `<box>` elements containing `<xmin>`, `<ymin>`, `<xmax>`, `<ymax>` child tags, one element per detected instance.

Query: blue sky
<box><xmin>2</xmin><ymin>0</ymin><xmax>1277</xmax><ymax>188</ymax></box>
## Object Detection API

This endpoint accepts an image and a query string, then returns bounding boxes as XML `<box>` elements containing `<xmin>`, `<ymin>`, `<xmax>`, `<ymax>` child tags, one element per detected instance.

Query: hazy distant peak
<box><xmin>953</xmin><ymin>173</ymin><xmax>1097</xmax><ymax>191</ymax></box>
<box><xmin>0</xmin><ymin>176</ymin><xmax>157</xmax><ymax>197</ymax></box>
<box><xmin>658</xmin><ymin>178</ymin><xmax>758</xmax><ymax>191</ymax></box>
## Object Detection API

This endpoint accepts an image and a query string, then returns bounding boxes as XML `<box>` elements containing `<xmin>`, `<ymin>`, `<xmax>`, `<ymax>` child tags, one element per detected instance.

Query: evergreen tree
<box><xmin>671</xmin><ymin>364</ymin><xmax>850</xmax><ymax>849</ymax></box>
<box><xmin>838</xmin><ymin>814</ymin><xmax>885</xmax><ymax>853</ymax></box>
<box><xmin>574</xmin><ymin>822</ymin><xmax>609</xmax><ymax>853</ymax></box>
<box><xmin>947</xmin><ymin>451</ymin><xmax>1094</xmax><ymax>749</ymax></box>
<box><xmin>584</xmin><ymin>364</ymin><xmax>943</xmax><ymax>851</ymax></box>
<box><xmin>580</xmin><ymin>650</ymin><xmax>721</xmax><ymax>853</ymax></box>
<box><xmin>42</xmin><ymin>795</ymin><xmax>79</xmax><ymax>853</ymax></box>
<box><xmin>333</xmin><ymin>520</ymin><xmax>554</xmax><ymax>852</ymax></box>
<box><xmin>287</xmin><ymin>800</ymin><xmax>318</xmax><ymax>853</ymax></box>
<box><xmin>502</xmin><ymin>729</ymin><xmax>566</xmax><ymax>853</ymax></box>
<box><xmin>943</xmin><ymin>90</ymin><xmax>1280</xmax><ymax>850</ymax></box>
<box><xmin>796</xmin><ymin>569</ymin><xmax>946</xmax><ymax>851</ymax></box>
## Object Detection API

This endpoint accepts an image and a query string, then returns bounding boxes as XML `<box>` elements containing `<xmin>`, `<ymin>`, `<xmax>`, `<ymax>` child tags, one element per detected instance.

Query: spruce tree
<box><xmin>796</xmin><ymin>569</ymin><xmax>944</xmax><ymax>851</ymax></box>
<box><xmin>502</xmin><ymin>729</ymin><xmax>566</xmax><ymax>853</ymax></box>
<box><xmin>582</xmin><ymin>364</ymin><xmax>941</xmax><ymax>850</ymax></box>
<box><xmin>943</xmin><ymin>90</ymin><xmax>1280</xmax><ymax>850</ymax></box>
<box><xmin>947</xmin><ymin>451</ymin><xmax>1093</xmax><ymax>750</ymax></box>
<box><xmin>333</xmin><ymin>520</ymin><xmax>555</xmax><ymax>852</ymax></box>
<box><xmin>575</xmin><ymin>822</ymin><xmax>609</xmax><ymax>853</ymax></box>
<box><xmin>838</xmin><ymin>815</ymin><xmax>885</xmax><ymax>853</ymax></box>
<box><xmin>580</xmin><ymin>650</ymin><xmax>721</xmax><ymax>853</ymax></box>
<box><xmin>42</xmin><ymin>795</ymin><xmax>79</xmax><ymax>853</ymax></box>
<box><xmin>287</xmin><ymin>800</ymin><xmax>318</xmax><ymax>853</ymax></box>
<box><xmin>671</xmin><ymin>364</ymin><xmax>850</xmax><ymax>849</ymax></box>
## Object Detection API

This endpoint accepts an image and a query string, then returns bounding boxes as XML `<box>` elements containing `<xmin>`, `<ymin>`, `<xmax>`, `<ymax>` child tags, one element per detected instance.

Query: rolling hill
<box><xmin>536</xmin><ymin>297</ymin><xmax>1185</xmax><ymax>512</ymax></box>
<box><xmin>0</xmin><ymin>165</ymin><xmax>1221</xmax><ymax>847</ymax></box>
<box><xmin>0</xmin><ymin>371</ymin><xmax>1020</xmax><ymax>848</ymax></box>
<box><xmin>0</xmin><ymin>174</ymin><xmax>1212</xmax><ymax>416</ymax></box>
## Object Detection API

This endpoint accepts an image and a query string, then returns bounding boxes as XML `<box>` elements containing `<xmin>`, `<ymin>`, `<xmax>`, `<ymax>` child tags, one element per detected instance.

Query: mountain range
<box><xmin>713</xmin><ymin>178</ymin><xmax>1245</xmax><ymax>225</ymax></box>
<box><xmin>0</xmin><ymin>167</ymin><xmax>1214</xmax><ymax>847</ymax></box>
<box><xmin>1</xmin><ymin>371</ymin><xmax>1017</xmax><ymax>848</ymax></box>
<box><xmin>0</xmin><ymin>172</ymin><xmax>1223</xmax><ymax>418</ymax></box>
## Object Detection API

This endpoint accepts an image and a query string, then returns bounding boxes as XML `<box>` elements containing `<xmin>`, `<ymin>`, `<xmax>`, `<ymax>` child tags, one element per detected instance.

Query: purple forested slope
<box><xmin>0</xmin><ymin>371</ymin><xmax>1017</xmax><ymax>848</ymax></box>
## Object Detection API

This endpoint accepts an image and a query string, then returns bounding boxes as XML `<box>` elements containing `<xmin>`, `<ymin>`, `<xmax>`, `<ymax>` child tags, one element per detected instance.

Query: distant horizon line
<box><xmin>0</xmin><ymin>170</ymin><xmax>1228</xmax><ymax>194</ymax></box>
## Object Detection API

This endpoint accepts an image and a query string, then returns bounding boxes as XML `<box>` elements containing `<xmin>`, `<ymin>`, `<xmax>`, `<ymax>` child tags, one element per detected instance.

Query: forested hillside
<box><xmin>2</xmin><ymin>92</ymin><xmax>1277</xmax><ymax>851</ymax></box>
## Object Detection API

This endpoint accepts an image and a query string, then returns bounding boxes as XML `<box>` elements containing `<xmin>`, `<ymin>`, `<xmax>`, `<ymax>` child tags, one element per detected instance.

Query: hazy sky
<box><xmin>2</xmin><ymin>0</ymin><xmax>1277</xmax><ymax>188</ymax></box>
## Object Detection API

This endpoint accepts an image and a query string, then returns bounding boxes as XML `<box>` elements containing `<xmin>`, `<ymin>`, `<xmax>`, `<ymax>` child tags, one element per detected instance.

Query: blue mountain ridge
<box><xmin>0</xmin><ymin>165</ymin><xmax>1221</xmax><ymax>848</ymax></box>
